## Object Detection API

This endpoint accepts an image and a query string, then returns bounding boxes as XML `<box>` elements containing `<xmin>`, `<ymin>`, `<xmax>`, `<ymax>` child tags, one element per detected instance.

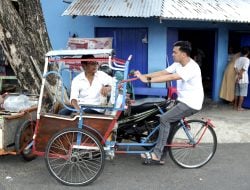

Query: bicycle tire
<box><xmin>45</xmin><ymin>128</ymin><xmax>105</xmax><ymax>186</ymax></box>
<box><xmin>169</xmin><ymin>119</ymin><xmax>217</xmax><ymax>169</ymax></box>
<box><xmin>15</xmin><ymin>120</ymin><xmax>37</xmax><ymax>161</ymax></box>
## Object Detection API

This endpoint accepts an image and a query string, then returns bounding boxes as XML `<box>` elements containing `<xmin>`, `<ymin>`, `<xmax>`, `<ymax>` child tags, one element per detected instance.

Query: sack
<box><xmin>3</xmin><ymin>95</ymin><xmax>35</xmax><ymax>112</ymax></box>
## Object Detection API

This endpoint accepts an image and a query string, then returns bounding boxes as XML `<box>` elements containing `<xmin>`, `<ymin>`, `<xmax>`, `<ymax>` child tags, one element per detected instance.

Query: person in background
<box><xmin>192</xmin><ymin>47</ymin><xmax>205</xmax><ymax>67</ymax></box>
<box><xmin>134</xmin><ymin>41</ymin><xmax>204</xmax><ymax>165</ymax></box>
<box><xmin>58</xmin><ymin>55</ymin><xmax>113</xmax><ymax>115</ymax></box>
<box><xmin>227</xmin><ymin>46</ymin><xmax>235</xmax><ymax>63</ymax></box>
<box><xmin>234</xmin><ymin>47</ymin><xmax>250</xmax><ymax>111</ymax></box>
<box><xmin>219</xmin><ymin>49</ymin><xmax>240</xmax><ymax>103</ymax></box>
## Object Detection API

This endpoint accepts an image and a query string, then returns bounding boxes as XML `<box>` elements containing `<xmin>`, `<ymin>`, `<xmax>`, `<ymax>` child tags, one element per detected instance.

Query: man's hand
<box><xmin>238</xmin><ymin>73</ymin><xmax>243</xmax><ymax>80</ymax></box>
<box><xmin>71</xmin><ymin>99</ymin><xmax>80</xmax><ymax>110</ymax></box>
<box><xmin>134</xmin><ymin>70</ymin><xmax>147</xmax><ymax>83</ymax></box>
<box><xmin>0</xmin><ymin>92</ymin><xmax>8</xmax><ymax>107</ymax></box>
<box><xmin>0</xmin><ymin>95</ymin><xmax>4</xmax><ymax>105</ymax></box>
<box><xmin>100</xmin><ymin>85</ymin><xmax>111</xmax><ymax>96</ymax></box>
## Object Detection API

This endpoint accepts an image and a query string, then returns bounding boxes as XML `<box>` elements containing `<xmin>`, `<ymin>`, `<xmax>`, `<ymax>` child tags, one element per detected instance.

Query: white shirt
<box><xmin>166</xmin><ymin>59</ymin><xmax>204</xmax><ymax>110</ymax></box>
<box><xmin>234</xmin><ymin>57</ymin><xmax>250</xmax><ymax>84</ymax></box>
<box><xmin>70</xmin><ymin>70</ymin><xmax>113</xmax><ymax>111</ymax></box>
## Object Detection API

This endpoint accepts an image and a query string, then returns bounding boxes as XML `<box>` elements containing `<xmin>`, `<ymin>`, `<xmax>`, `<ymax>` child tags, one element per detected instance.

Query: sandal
<box><xmin>159</xmin><ymin>160</ymin><xmax>165</xmax><ymax>165</ymax></box>
<box><xmin>141</xmin><ymin>152</ymin><xmax>161</xmax><ymax>165</ymax></box>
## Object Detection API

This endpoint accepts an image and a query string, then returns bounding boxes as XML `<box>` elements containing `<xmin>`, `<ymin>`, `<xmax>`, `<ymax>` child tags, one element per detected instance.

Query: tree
<box><xmin>0</xmin><ymin>0</ymin><xmax>56</xmax><ymax>97</ymax></box>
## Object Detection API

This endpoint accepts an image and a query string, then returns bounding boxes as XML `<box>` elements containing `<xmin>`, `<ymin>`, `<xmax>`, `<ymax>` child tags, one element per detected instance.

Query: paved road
<box><xmin>0</xmin><ymin>143</ymin><xmax>249</xmax><ymax>190</ymax></box>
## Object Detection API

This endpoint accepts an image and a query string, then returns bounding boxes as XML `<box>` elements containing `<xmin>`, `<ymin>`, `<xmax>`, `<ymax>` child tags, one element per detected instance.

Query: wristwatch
<box><xmin>147</xmin><ymin>77</ymin><xmax>151</xmax><ymax>82</ymax></box>
<box><xmin>147</xmin><ymin>77</ymin><xmax>151</xmax><ymax>87</ymax></box>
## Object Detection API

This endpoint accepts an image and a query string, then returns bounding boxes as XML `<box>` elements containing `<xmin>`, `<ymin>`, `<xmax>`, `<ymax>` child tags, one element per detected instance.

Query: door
<box><xmin>167</xmin><ymin>28</ymin><xmax>179</xmax><ymax>88</ymax></box>
<box><xmin>95</xmin><ymin>27</ymin><xmax>148</xmax><ymax>88</ymax></box>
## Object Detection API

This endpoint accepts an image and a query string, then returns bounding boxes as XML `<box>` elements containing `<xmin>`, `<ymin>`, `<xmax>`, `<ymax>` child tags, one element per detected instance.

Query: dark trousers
<box><xmin>153</xmin><ymin>101</ymin><xmax>199</xmax><ymax>159</ymax></box>
<box><xmin>58</xmin><ymin>106</ymin><xmax>102</xmax><ymax>115</ymax></box>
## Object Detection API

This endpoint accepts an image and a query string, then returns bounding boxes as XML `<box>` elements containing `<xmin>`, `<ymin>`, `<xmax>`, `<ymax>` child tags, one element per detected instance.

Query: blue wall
<box><xmin>41</xmin><ymin>0</ymin><xmax>250</xmax><ymax>101</ymax></box>
<box><xmin>213</xmin><ymin>27</ymin><xmax>228</xmax><ymax>100</ymax></box>
<box><xmin>41</xmin><ymin>0</ymin><xmax>74</xmax><ymax>49</ymax></box>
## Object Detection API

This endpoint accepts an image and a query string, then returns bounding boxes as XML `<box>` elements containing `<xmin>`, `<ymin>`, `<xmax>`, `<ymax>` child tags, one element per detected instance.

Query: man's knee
<box><xmin>58</xmin><ymin>108</ymin><xmax>72</xmax><ymax>115</ymax></box>
<box><xmin>159</xmin><ymin>116</ymin><xmax>167</xmax><ymax>124</ymax></box>
<box><xmin>159</xmin><ymin>113</ymin><xmax>179</xmax><ymax>124</ymax></box>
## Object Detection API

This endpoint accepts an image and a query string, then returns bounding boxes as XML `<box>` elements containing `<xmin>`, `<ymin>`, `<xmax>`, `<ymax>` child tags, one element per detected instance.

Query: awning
<box><xmin>63</xmin><ymin>0</ymin><xmax>250</xmax><ymax>23</ymax></box>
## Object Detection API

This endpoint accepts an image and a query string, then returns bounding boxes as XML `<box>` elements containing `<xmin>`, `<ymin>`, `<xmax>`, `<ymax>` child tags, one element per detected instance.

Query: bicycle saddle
<box><xmin>130</xmin><ymin>98</ymin><xmax>167</xmax><ymax>114</ymax></box>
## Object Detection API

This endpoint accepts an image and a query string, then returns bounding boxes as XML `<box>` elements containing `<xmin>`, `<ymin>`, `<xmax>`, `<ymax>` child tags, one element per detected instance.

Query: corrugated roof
<box><xmin>62</xmin><ymin>0</ymin><xmax>162</xmax><ymax>18</ymax></box>
<box><xmin>161</xmin><ymin>0</ymin><xmax>250</xmax><ymax>23</ymax></box>
<box><xmin>63</xmin><ymin>0</ymin><xmax>250</xmax><ymax>23</ymax></box>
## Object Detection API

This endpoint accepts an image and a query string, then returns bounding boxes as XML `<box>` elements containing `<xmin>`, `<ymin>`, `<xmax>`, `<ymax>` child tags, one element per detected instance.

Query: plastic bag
<box><xmin>3</xmin><ymin>95</ymin><xmax>34</xmax><ymax>112</ymax></box>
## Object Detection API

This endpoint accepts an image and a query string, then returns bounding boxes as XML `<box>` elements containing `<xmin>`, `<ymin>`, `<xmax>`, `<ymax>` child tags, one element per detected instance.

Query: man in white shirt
<box><xmin>234</xmin><ymin>47</ymin><xmax>250</xmax><ymax>111</ymax></box>
<box><xmin>59</xmin><ymin>55</ymin><xmax>113</xmax><ymax>115</ymax></box>
<box><xmin>134</xmin><ymin>41</ymin><xmax>204</xmax><ymax>165</ymax></box>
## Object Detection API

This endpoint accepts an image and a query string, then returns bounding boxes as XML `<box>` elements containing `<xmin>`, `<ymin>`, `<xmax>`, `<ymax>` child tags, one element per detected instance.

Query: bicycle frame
<box><xmin>114</xmin><ymin>106</ymin><xmax>213</xmax><ymax>154</ymax></box>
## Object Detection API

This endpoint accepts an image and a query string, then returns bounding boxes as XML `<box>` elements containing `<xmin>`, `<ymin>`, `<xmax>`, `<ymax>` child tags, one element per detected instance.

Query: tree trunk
<box><xmin>0</xmin><ymin>0</ymin><xmax>56</xmax><ymax>96</ymax></box>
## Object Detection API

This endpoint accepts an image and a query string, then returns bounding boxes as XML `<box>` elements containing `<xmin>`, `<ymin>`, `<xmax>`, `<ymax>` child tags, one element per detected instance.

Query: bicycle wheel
<box><xmin>15</xmin><ymin>120</ymin><xmax>37</xmax><ymax>161</ymax></box>
<box><xmin>45</xmin><ymin>128</ymin><xmax>105</xmax><ymax>186</ymax></box>
<box><xmin>169</xmin><ymin>120</ymin><xmax>217</xmax><ymax>169</ymax></box>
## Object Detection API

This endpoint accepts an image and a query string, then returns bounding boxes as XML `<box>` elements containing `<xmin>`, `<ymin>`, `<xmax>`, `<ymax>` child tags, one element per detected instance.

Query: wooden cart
<box><xmin>31</xmin><ymin>49</ymin><xmax>131</xmax><ymax>186</ymax></box>
<box><xmin>0</xmin><ymin>103</ymin><xmax>37</xmax><ymax>160</ymax></box>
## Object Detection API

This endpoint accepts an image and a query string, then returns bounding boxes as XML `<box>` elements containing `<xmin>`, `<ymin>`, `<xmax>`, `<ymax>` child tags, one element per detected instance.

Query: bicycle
<box><xmin>114</xmin><ymin>105</ymin><xmax>217</xmax><ymax>169</ymax></box>
<box><xmin>44</xmin><ymin>102</ymin><xmax>217</xmax><ymax>186</ymax></box>
<box><xmin>32</xmin><ymin>49</ymin><xmax>217</xmax><ymax>186</ymax></box>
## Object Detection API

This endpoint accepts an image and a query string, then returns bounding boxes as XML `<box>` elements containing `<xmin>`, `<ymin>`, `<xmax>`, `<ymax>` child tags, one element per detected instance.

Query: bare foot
<box><xmin>237</xmin><ymin>108</ymin><xmax>246</xmax><ymax>111</ymax></box>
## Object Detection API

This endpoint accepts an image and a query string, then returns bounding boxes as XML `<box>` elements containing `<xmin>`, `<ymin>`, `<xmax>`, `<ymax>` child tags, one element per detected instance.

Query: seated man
<box><xmin>59</xmin><ymin>54</ymin><xmax>113</xmax><ymax>115</ymax></box>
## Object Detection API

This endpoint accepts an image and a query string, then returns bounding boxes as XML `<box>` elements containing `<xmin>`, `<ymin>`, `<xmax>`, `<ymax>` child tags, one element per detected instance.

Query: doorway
<box><xmin>178</xmin><ymin>30</ymin><xmax>216</xmax><ymax>97</ymax></box>
<box><xmin>229</xmin><ymin>31</ymin><xmax>250</xmax><ymax>108</ymax></box>
<box><xmin>229</xmin><ymin>31</ymin><xmax>250</xmax><ymax>53</ymax></box>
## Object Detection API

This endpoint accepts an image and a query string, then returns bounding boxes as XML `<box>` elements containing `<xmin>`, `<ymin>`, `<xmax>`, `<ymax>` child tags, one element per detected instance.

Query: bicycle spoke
<box><xmin>169</xmin><ymin>120</ymin><xmax>217</xmax><ymax>168</ymax></box>
<box><xmin>45</xmin><ymin>129</ymin><xmax>105</xmax><ymax>186</ymax></box>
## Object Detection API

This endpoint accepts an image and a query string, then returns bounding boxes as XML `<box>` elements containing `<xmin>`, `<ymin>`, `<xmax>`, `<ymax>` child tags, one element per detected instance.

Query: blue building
<box><xmin>41</xmin><ymin>0</ymin><xmax>250</xmax><ymax>102</ymax></box>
